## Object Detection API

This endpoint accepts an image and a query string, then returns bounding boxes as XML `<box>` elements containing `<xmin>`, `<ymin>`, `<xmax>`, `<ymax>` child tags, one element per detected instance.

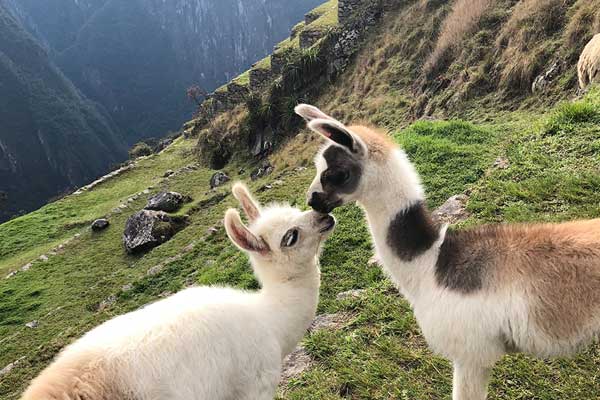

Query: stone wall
<box><xmin>330</xmin><ymin>0</ymin><xmax>383</xmax><ymax>73</ymax></box>
<box><xmin>300</xmin><ymin>29</ymin><xmax>326</xmax><ymax>49</ymax></box>
<box><xmin>271</xmin><ymin>52</ymin><xmax>288</xmax><ymax>75</ymax></box>
<box><xmin>338</xmin><ymin>0</ymin><xmax>365</xmax><ymax>25</ymax></box>
<box><xmin>189</xmin><ymin>0</ymin><xmax>404</xmax><ymax>140</ymax></box>
<box><xmin>249</xmin><ymin>67</ymin><xmax>274</xmax><ymax>91</ymax></box>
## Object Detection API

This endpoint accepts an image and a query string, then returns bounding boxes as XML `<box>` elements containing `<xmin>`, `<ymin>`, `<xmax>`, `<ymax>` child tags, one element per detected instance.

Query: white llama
<box><xmin>22</xmin><ymin>182</ymin><xmax>335</xmax><ymax>400</ymax></box>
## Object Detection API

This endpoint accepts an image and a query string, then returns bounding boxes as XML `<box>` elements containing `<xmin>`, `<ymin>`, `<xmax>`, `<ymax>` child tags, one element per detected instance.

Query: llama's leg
<box><xmin>452</xmin><ymin>362</ymin><xmax>493</xmax><ymax>400</ymax></box>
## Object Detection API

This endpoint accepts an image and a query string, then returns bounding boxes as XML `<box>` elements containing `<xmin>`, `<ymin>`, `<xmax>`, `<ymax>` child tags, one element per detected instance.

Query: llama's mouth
<box><xmin>318</xmin><ymin>214</ymin><xmax>336</xmax><ymax>233</ymax></box>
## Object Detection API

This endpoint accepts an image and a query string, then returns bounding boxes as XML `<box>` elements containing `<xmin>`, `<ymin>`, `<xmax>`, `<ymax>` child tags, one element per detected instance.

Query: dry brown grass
<box><xmin>424</xmin><ymin>0</ymin><xmax>493</xmax><ymax>75</ymax></box>
<box><xmin>495</xmin><ymin>0</ymin><xmax>571</xmax><ymax>91</ymax></box>
<box><xmin>563</xmin><ymin>0</ymin><xmax>600</xmax><ymax>62</ymax></box>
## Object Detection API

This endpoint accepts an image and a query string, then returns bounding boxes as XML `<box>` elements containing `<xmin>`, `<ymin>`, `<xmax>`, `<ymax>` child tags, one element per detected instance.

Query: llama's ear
<box><xmin>232</xmin><ymin>182</ymin><xmax>260</xmax><ymax>223</ymax></box>
<box><xmin>294</xmin><ymin>104</ymin><xmax>335</xmax><ymax>122</ymax></box>
<box><xmin>308</xmin><ymin>118</ymin><xmax>367</xmax><ymax>157</ymax></box>
<box><xmin>224</xmin><ymin>209</ymin><xmax>270</xmax><ymax>255</ymax></box>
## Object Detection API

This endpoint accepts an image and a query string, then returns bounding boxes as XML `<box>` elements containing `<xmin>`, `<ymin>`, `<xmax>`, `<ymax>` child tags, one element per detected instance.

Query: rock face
<box><xmin>532</xmin><ymin>61</ymin><xmax>562</xmax><ymax>93</ymax></box>
<box><xmin>145</xmin><ymin>192</ymin><xmax>186</xmax><ymax>212</ymax></box>
<box><xmin>300</xmin><ymin>29</ymin><xmax>325</xmax><ymax>49</ymax></box>
<box><xmin>91</xmin><ymin>219</ymin><xmax>110</xmax><ymax>231</ymax></box>
<box><xmin>250</xmin><ymin>162</ymin><xmax>274</xmax><ymax>181</ymax></box>
<box><xmin>123</xmin><ymin>210</ymin><xmax>188</xmax><ymax>254</ymax></box>
<box><xmin>432</xmin><ymin>194</ymin><xmax>470</xmax><ymax>225</ymax></box>
<box><xmin>338</xmin><ymin>0</ymin><xmax>366</xmax><ymax>25</ymax></box>
<box><xmin>209</xmin><ymin>172</ymin><xmax>230</xmax><ymax>189</ymax></box>
<box><xmin>249</xmin><ymin>67</ymin><xmax>273</xmax><ymax>91</ymax></box>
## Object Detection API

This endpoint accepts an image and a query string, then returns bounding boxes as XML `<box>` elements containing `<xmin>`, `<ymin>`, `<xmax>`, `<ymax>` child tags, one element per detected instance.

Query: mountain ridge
<box><xmin>0</xmin><ymin>2</ymin><xmax>126</xmax><ymax>222</ymax></box>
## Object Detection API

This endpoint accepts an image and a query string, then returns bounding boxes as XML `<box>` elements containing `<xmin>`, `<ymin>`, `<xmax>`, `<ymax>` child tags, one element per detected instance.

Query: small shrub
<box><xmin>544</xmin><ymin>100</ymin><xmax>600</xmax><ymax>135</ymax></box>
<box><xmin>128</xmin><ymin>142</ymin><xmax>153</xmax><ymax>159</ymax></box>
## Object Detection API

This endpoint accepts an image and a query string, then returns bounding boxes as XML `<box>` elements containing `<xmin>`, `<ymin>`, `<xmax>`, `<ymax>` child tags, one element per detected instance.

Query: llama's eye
<box><xmin>281</xmin><ymin>229</ymin><xmax>299</xmax><ymax>248</ymax></box>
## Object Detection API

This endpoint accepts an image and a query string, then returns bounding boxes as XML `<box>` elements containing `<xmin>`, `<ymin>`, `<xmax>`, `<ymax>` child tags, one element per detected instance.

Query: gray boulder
<box><xmin>210</xmin><ymin>172</ymin><xmax>230</xmax><ymax>189</ymax></box>
<box><xmin>91</xmin><ymin>219</ymin><xmax>110</xmax><ymax>231</ymax></box>
<box><xmin>145</xmin><ymin>192</ymin><xmax>185</xmax><ymax>212</ymax></box>
<box><xmin>123</xmin><ymin>210</ymin><xmax>188</xmax><ymax>254</ymax></box>
<box><xmin>432</xmin><ymin>194</ymin><xmax>470</xmax><ymax>225</ymax></box>
<box><xmin>250</xmin><ymin>161</ymin><xmax>274</xmax><ymax>181</ymax></box>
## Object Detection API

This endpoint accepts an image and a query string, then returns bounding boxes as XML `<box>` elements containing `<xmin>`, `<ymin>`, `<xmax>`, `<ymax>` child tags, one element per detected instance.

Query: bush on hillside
<box><xmin>544</xmin><ymin>88</ymin><xmax>600</xmax><ymax>134</ymax></box>
<box><xmin>128</xmin><ymin>142</ymin><xmax>153</xmax><ymax>159</ymax></box>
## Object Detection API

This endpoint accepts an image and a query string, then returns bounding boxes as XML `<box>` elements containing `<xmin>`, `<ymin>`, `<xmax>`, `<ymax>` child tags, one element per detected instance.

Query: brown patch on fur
<box><xmin>456</xmin><ymin>219</ymin><xmax>600</xmax><ymax>340</ymax></box>
<box><xmin>517</xmin><ymin>220</ymin><xmax>600</xmax><ymax>340</ymax></box>
<box><xmin>348</xmin><ymin>124</ymin><xmax>395</xmax><ymax>160</ymax></box>
<box><xmin>21</xmin><ymin>351</ymin><xmax>132</xmax><ymax>400</ymax></box>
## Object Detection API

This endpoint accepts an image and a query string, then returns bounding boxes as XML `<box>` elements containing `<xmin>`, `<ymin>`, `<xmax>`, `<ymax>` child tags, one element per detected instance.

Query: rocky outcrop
<box><xmin>271</xmin><ymin>52</ymin><xmax>288</xmax><ymax>75</ymax></box>
<box><xmin>250</xmin><ymin>161</ymin><xmax>274</xmax><ymax>181</ymax></box>
<box><xmin>91</xmin><ymin>219</ymin><xmax>110</xmax><ymax>231</ymax></box>
<box><xmin>191</xmin><ymin>0</ymin><xmax>398</xmax><ymax>164</ymax></box>
<box><xmin>249</xmin><ymin>67</ymin><xmax>273</xmax><ymax>91</ymax></box>
<box><xmin>145</xmin><ymin>192</ymin><xmax>187</xmax><ymax>212</ymax></box>
<box><xmin>226</xmin><ymin>82</ymin><xmax>250</xmax><ymax>103</ymax></box>
<box><xmin>431</xmin><ymin>194</ymin><xmax>470</xmax><ymax>225</ymax></box>
<box><xmin>300</xmin><ymin>29</ymin><xmax>325</xmax><ymax>49</ymax></box>
<box><xmin>123</xmin><ymin>210</ymin><xmax>188</xmax><ymax>254</ymax></box>
<box><xmin>532</xmin><ymin>61</ymin><xmax>562</xmax><ymax>93</ymax></box>
<box><xmin>209</xmin><ymin>172</ymin><xmax>231</xmax><ymax>189</ymax></box>
<box><xmin>330</xmin><ymin>1</ymin><xmax>382</xmax><ymax>74</ymax></box>
<box><xmin>338</xmin><ymin>0</ymin><xmax>366</xmax><ymax>25</ymax></box>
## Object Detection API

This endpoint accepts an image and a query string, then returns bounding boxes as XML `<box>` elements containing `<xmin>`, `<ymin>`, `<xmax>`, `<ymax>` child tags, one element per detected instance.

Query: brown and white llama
<box><xmin>296</xmin><ymin>104</ymin><xmax>600</xmax><ymax>400</ymax></box>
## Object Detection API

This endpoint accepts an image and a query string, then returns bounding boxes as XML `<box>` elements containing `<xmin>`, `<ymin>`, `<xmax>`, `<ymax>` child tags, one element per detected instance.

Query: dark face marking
<box><xmin>309</xmin><ymin>145</ymin><xmax>362</xmax><ymax>213</ymax></box>
<box><xmin>435</xmin><ymin>226</ymin><xmax>498</xmax><ymax>293</ymax></box>
<box><xmin>386</xmin><ymin>201</ymin><xmax>440</xmax><ymax>262</ymax></box>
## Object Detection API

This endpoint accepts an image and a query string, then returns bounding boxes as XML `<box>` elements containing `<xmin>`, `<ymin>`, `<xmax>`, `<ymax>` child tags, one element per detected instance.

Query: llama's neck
<box><xmin>258</xmin><ymin>263</ymin><xmax>320</xmax><ymax>358</ymax></box>
<box><xmin>359</xmin><ymin>150</ymin><xmax>443</xmax><ymax>303</ymax></box>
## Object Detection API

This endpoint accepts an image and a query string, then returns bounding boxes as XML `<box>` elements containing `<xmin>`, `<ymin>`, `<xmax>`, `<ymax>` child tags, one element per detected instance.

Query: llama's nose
<box><xmin>307</xmin><ymin>192</ymin><xmax>318</xmax><ymax>209</ymax></box>
<box><xmin>308</xmin><ymin>192</ymin><xmax>329</xmax><ymax>213</ymax></box>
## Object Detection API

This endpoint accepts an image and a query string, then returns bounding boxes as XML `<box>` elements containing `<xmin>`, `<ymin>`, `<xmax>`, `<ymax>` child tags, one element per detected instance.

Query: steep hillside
<box><xmin>6</xmin><ymin>0</ymin><xmax>323</xmax><ymax>143</ymax></box>
<box><xmin>1</xmin><ymin>1</ymin><xmax>600</xmax><ymax>399</ymax></box>
<box><xmin>2</xmin><ymin>0</ymin><xmax>109</xmax><ymax>53</ymax></box>
<box><xmin>0</xmin><ymin>3</ymin><xmax>126</xmax><ymax>223</ymax></box>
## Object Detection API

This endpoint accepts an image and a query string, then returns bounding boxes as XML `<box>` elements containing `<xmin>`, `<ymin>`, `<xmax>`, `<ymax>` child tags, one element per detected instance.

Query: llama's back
<box><xmin>21</xmin><ymin>349</ymin><xmax>130</xmax><ymax>400</ymax></box>
<box><xmin>22</xmin><ymin>286</ymin><xmax>281</xmax><ymax>400</ymax></box>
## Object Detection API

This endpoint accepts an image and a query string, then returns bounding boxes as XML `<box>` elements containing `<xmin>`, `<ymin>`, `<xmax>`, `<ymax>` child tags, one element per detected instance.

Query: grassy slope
<box><xmin>2</xmin><ymin>4</ymin><xmax>600</xmax><ymax>400</ymax></box>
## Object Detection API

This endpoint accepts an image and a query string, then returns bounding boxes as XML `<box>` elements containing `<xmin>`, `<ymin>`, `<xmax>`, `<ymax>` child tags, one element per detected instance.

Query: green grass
<box><xmin>305</xmin><ymin>0</ymin><xmax>339</xmax><ymax>31</ymax></box>
<box><xmin>3</xmin><ymin>4</ymin><xmax>600</xmax><ymax>394</ymax></box>
<box><xmin>254</xmin><ymin>55</ymin><xmax>271</xmax><ymax>71</ymax></box>
<box><xmin>0</xmin><ymin>138</ymin><xmax>194</xmax><ymax>275</ymax></box>
<box><xmin>232</xmin><ymin>70</ymin><xmax>250</xmax><ymax>86</ymax></box>
<box><xmin>274</xmin><ymin>36</ymin><xmax>300</xmax><ymax>55</ymax></box>
<box><xmin>3</xmin><ymin>90</ymin><xmax>600</xmax><ymax>398</ymax></box>
<box><xmin>306</xmin><ymin>0</ymin><xmax>339</xmax><ymax>21</ymax></box>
